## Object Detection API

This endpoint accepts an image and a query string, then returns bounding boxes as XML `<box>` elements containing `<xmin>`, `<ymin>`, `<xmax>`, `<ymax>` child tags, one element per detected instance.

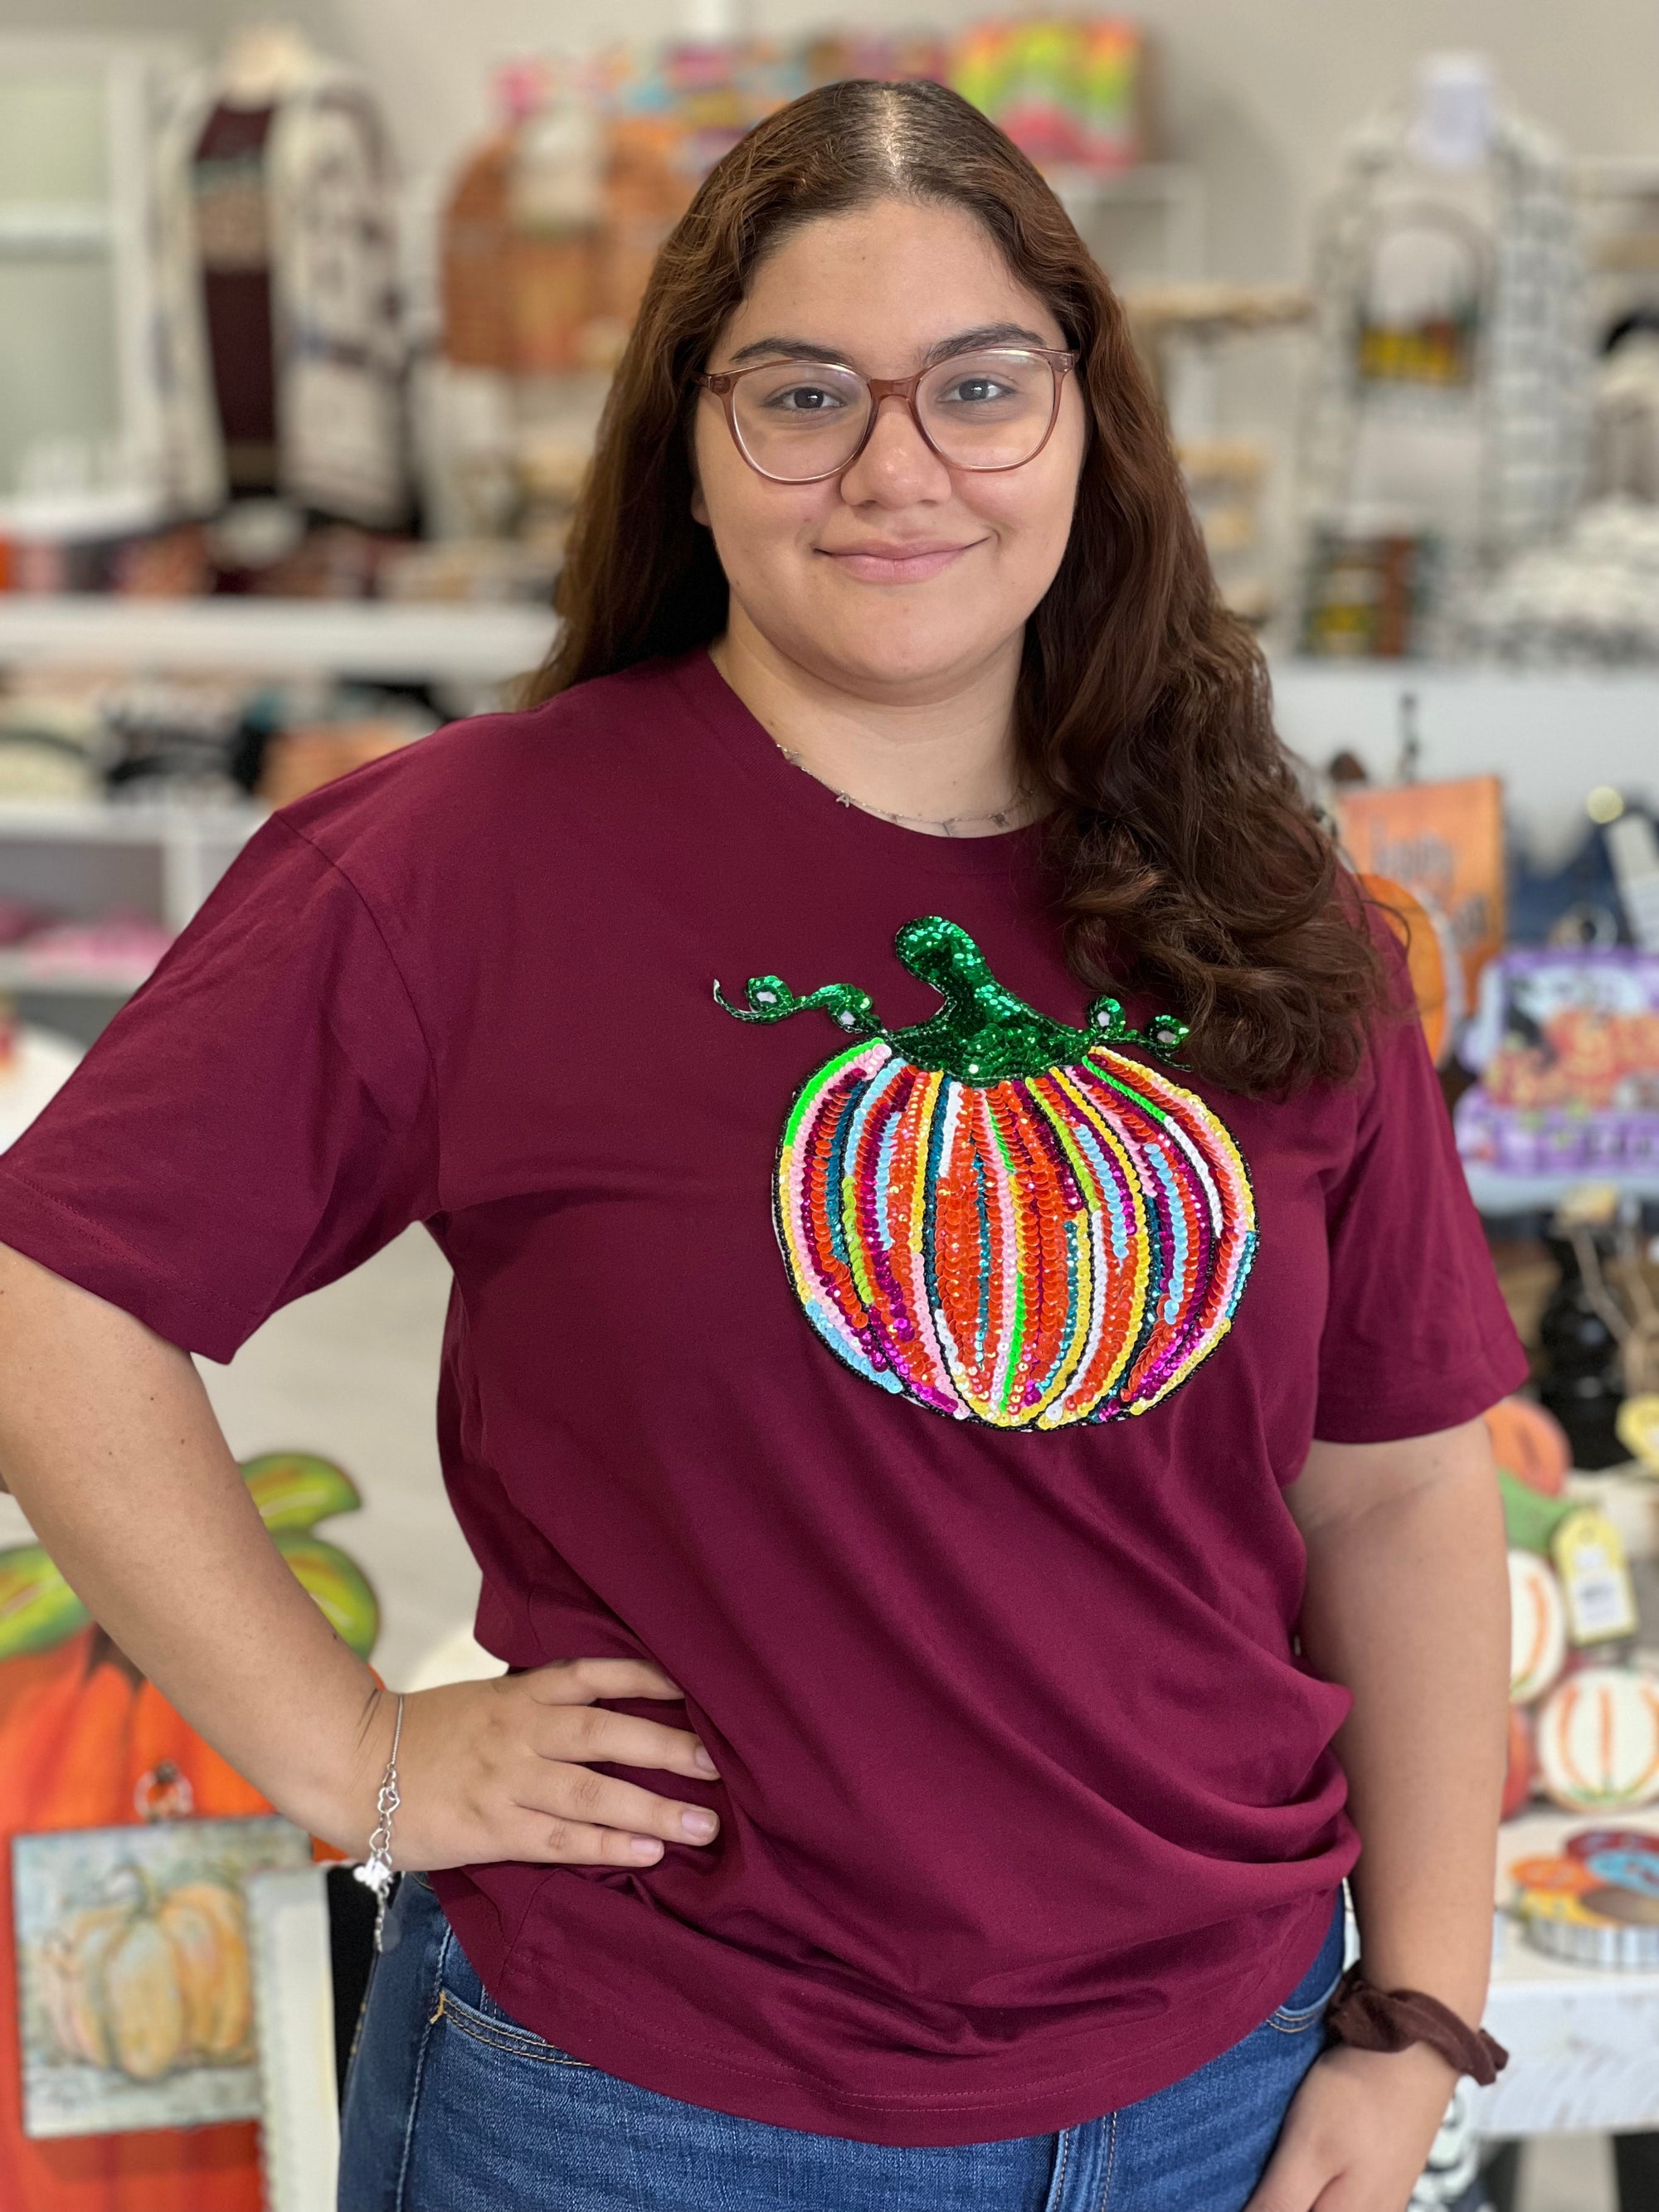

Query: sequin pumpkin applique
<box><xmin>715</xmin><ymin>916</ymin><xmax>1258</xmax><ymax>1431</ymax></box>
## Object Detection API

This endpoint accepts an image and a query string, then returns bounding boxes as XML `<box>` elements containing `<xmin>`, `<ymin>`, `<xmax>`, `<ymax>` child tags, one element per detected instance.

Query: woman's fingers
<box><xmin>518</xmin><ymin>1760</ymin><xmax>720</xmax><ymax>1850</ymax></box>
<box><xmin>516</xmin><ymin>1659</ymin><xmax>718</xmax><ymax>1776</ymax></box>
<box><xmin>532</xmin><ymin>1701</ymin><xmax>719</xmax><ymax>1781</ymax></box>
<box><xmin>389</xmin><ymin>1662</ymin><xmax>724</xmax><ymax>1873</ymax></box>
<box><xmin>495</xmin><ymin>1807</ymin><xmax>680</xmax><ymax>1868</ymax></box>
<box><xmin>523</xmin><ymin>1656</ymin><xmax>686</xmax><ymax>1704</ymax></box>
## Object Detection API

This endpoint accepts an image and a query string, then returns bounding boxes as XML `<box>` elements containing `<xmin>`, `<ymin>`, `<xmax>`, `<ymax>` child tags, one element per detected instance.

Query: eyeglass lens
<box><xmin>731</xmin><ymin>351</ymin><xmax>1058</xmax><ymax>479</ymax></box>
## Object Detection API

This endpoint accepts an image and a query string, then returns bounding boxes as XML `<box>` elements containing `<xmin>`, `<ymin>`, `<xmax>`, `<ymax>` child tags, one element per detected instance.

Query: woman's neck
<box><xmin>708</xmin><ymin>612</ymin><xmax>1040</xmax><ymax>839</ymax></box>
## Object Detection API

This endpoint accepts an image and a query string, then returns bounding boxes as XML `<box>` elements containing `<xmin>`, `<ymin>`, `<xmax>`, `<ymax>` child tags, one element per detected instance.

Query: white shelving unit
<box><xmin>0</xmin><ymin>37</ymin><xmax>187</xmax><ymax>508</ymax></box>
<box><xmin>0</xmin><ymin>597</ymin><xmax>558</xmax><ymax>1025</ymax></box>
<box><xmin>0</xmin><ymin>800</ymin><xmax>262</xmax><ymax>1017</ymax></box>
<box><xmin>0</xmin><ymin>596</ymin><xmax>558</xmax><ymax>684</ymax></box>
<box><xmin>0</xmin><ymin>796</ymin><xmax>262</xmax><ymax>931</ymax></box>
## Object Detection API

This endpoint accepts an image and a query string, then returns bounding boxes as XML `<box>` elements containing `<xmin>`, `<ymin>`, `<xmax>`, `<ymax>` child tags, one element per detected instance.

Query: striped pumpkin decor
<box><xmin>1536</xmin><ymin>1668</ymin><xmax>1659</xmax><ymax>1812</ymax></box>
<box><xmin>718</xmin><ymin>916</ymin><xmax>1256</xmax><ymax>1431</ymax></box>
<box><xmin>1508</xmin><ymin>1550</ymin><xmax>1568</xmax><ymax>1705</ymax></box>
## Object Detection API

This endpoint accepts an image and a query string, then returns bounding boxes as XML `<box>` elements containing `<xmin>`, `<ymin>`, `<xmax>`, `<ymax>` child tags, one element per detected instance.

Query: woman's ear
<box><xmin>690</xmin><ymin>478</ymin><xmax>710</xmax><ymax>528</ymax></box>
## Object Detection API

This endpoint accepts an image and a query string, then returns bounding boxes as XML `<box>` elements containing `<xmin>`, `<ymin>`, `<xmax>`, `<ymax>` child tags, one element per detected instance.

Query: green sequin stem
<box><xmin>713</xmin><ymin>976</ymin><xmax>878</xmax><ymax>1037</ymax></box>
<box><xmin>715</xmin><ymin>919</ymin><xmax>1188</xmax><ymax>1087</ymax></box>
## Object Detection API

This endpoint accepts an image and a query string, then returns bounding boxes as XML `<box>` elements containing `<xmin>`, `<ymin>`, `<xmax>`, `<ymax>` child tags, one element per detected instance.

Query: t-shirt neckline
<box><xmin>668</xmin><ymin>645</ymin><xmax>1048</xmax><ymax>881</ymax></box>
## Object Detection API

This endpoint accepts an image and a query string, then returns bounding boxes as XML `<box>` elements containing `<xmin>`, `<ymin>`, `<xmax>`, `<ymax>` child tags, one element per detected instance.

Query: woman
<box><xmin>0</xmin><ymin>80</ymin><xmax>1521</xmax><ymax>2212</ymax></box>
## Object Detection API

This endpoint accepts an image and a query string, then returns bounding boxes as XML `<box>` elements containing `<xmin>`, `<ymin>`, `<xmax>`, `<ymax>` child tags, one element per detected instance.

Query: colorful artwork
<box><xmin>718</xmin><ymin>917</ymin><xmax>1255</xmax><ymax>1431</ymax></box>
<box><xmin>12</xmin><ymin>1818</ymin><xmax>313</xmax><ymax>2140</ymax></box>
<box><xmin>1336</xmin><ymin>776</ymin><xmax>1505</xmax><ymax>1028</ymax></box>
<box><xmin>1456</xmin><ymin>949</ymin><xmax>1659</xmax><ymax>1179</ymax></box>
<box><xmin>0</xmin><ymin>1453</ymin><xmax>376</xmax><ymax>2208</ymax></box>
<box><xmin>1356</xmin><ymin>873</ymin><xmax>1452</xmax><ymax>1062</ymax></box>
<box><xmin>947</xmin><ymin>18</ymin><xmax>1147</xmax><ymax>172</ymax></box>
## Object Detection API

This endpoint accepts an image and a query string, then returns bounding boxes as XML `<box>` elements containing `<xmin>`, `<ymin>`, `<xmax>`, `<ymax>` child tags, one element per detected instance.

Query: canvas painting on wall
<box><xmin>12</xmin><ymin>1813</ymin><xmax>313</xmax><ymax>2139</ymax></box>
<box><xmin>1335</xmin><ymin>773</ymin><xmax>1506</xmax><ymax>1030</ymax></box>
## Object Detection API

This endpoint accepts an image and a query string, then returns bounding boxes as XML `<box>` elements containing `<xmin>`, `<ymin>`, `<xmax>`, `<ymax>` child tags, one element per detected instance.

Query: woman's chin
<box><xmin>789</xmin><ymin>617</ymin><xmax>1014</xmax><ymax>699</ymax></box>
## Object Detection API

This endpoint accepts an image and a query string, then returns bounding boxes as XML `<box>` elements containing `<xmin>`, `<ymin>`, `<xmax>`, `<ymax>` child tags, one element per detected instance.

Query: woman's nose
<box><xmin>837</xmin><ymin>393</ymin><xmax>952</xmax><ymax>505</ymax></box>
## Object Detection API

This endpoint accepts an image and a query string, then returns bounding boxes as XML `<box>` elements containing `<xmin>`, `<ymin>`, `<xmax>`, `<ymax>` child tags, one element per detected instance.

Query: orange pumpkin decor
<box><xmin>1508</xmin><ymin>1550</ymin><xmax>1569</xmax><ymax>1706</ymax></box>
<box><xmin>1356</xmin><ymin>873</ymin><xmax>1452</xmax><ymax>1065</ymax></box>
<box><xmin>0</xmin><ymin>1454</ymin><xmax>378</xmax><ymax>2210</ymax></box>
<box><xmin>1484</xmin><ymin>1396</ymin><xmax>1572</xmax><ymax>1498</ymax></box>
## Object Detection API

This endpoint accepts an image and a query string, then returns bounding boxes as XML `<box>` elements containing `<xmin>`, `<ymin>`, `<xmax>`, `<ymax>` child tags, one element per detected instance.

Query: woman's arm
<box><xmin>0</xmin><ymin>1242</ymin><xmax>724</xmax><ymax>1869</ymax></box>
<box><xmin>1246</xmin><ymin>1415</ymin><xmax>1509</xmax><ymax>2212</ymax></box>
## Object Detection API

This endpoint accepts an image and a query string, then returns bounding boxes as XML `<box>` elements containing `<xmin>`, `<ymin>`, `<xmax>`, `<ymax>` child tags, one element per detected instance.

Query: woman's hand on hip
<box><xmin>355</xmin><ymin>1657</ymin><xmax>722</xmax><ymax>1870</ymax></box>
<box><xmin>1243</xmin><ymin>2042</ymin><xmax>1458</xmax><ymax>2212</ymax></box>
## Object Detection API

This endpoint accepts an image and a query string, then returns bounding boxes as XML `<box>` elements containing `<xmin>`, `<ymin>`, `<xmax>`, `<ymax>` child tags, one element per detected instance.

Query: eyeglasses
<box><xmin>696</xmin><ymin>346</ymin><xmax>1078</xmax><ymax>484</ymax></box>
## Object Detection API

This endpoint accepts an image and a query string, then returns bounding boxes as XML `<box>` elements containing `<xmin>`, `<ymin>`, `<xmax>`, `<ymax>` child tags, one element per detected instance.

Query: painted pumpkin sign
<box><xmin>0</xmin><ymin>1452</ymin><xmax>377</xmax><ymax>2210</ymax></box>
<box><xmin>718</xmin><ymin>916</ymin><xmax>1257</xmax><ymax>1429</ymax></box>
<box><xmin>36</xmin><ymin>1869</ymin><xmax>252</xmax><ymax>2086</ymax></box>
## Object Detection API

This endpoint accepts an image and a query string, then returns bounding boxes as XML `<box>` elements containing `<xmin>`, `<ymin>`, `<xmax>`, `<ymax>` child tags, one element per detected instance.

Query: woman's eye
<box><xmin>767</xmin><ymin>385</ymin><xmax>848</xmax><ymax>414</ymax></box>
<box><xmin>940</xmin><ymin>377</ymin><xmax>1012</xmax><ymax>406</ymax></box>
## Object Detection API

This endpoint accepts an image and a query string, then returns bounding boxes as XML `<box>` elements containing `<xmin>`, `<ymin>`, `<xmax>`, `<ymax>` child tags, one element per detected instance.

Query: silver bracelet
<box><xmin>352</xmin><ymin>1690</ymin><xmax>404</xmax><ymax>1953</ymax></box>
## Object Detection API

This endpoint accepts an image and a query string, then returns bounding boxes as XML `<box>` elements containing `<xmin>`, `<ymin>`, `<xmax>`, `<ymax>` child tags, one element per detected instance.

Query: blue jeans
<box><xmin>338</xmin><ymin>1872</ymin><xmax>1345</xmax><ymax>2212</ymax></box>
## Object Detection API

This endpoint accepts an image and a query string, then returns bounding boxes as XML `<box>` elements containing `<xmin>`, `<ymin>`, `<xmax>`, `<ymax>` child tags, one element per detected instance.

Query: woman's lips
<box><xmin>819</xmin><ymin>540</ymin><xmax>980</xmax><ymax>584</ymax></box>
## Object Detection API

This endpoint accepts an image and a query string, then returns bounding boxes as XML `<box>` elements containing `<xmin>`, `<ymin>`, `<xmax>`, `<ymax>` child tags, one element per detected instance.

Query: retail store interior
<box><xmin>2</xmin><ymin>2</ymin><xmax>1659</xmax><ymax>2206</ymax></box>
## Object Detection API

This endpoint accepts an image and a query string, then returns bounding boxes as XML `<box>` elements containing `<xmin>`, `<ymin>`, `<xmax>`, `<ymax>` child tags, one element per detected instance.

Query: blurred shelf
<box><xmin>1466</xmin><ymin>1165</ymin><xmax>1659</xmax><ymax>1218</ymax></box>
<box><xmin>0</xmin><ymin>203</ymin><xmax>113</xmax><ymax>254</ymax></box>
<box><xmin>1481</xmin><ymin>1807</ymin><xmax>1659</xmax><ymax>2136</ymax></box>
<box><xmin>0</xmin><ymin>597</ymin><xmax>558</xmax><ymax>682</ymax></box>
<box><xmin>0</xmin><ymin>800</ymin><xmax>263</xmax><ymax>936</ymax></box>
<box><xmin>1270</xmin><ymin>655</ymin><xmax>1659</xmax><ymax>688</ymax></box>
<box><xmin>0</xmin><ymin>799</ymin><xmax>265</xmax><ymax>843</ymax></box>
<box><xmin>0</xmin><ymin>953</ymin><xmax>155</xmax><ymax>996</ymax></box>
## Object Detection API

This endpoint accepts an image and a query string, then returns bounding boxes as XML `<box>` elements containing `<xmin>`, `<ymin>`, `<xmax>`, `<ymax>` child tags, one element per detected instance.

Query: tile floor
<box><xmin>0</xmin><ymin>1231</ymin><xmax>1632</xmax><ymax>2203</ymax></box>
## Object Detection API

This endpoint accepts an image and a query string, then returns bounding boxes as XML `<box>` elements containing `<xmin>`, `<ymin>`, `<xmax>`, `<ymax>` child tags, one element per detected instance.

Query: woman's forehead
<box><xmin>720</xmin><ymin>202</ymin><xmax>1064</xmax><ymax>368</ymax></box>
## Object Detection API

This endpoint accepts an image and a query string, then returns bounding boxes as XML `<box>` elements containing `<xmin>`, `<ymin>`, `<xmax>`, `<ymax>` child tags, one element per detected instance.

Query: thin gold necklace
<box><xmin>769</xmin><ymin>736</ymin><xmax>1034</xmax><ymax>839</ymax></box>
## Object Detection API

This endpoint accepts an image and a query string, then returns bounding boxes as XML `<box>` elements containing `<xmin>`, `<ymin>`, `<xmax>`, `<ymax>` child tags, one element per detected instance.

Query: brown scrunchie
<box><xmin>1323</xmin><ymin>1965</ymin><xmax>1508</xmax><ymax>2086</ymax></box>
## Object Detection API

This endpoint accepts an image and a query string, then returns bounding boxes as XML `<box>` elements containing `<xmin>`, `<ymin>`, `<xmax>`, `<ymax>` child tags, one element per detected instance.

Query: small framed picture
<box><xmin>12</xmin><ymin>1814</ymin><xmax>313</xmax><ymax>2139</ymax></box>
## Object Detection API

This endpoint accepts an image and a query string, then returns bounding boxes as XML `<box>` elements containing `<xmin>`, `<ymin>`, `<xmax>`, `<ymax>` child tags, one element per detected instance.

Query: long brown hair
<box><xmin>525</xmin><ymin>78</ymin><xmax>1385</xmax><ymax>1096</ymax></box>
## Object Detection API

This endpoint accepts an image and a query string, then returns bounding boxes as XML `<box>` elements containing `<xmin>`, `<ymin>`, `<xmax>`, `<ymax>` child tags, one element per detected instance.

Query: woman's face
<box><xmin>692</xmin><ymin>198</ymin><xmax>1087</xmax><ymax>700</ymax></box>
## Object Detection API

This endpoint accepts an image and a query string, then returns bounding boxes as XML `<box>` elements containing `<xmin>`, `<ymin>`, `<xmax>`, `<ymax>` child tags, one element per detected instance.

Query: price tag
<box><xmin>1550</xmin><ymin>1505</ymin><xmax>1639</xmax><ymax>1646</ymax></box>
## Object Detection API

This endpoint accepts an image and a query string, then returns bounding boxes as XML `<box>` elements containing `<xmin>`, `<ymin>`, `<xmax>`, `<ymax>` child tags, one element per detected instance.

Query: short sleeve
<box><xmin>1313</xmin><ymin>1000</ymin><xmax>1528</xmax><ymax>1444</ymax></box>
<box><xmin>0</xmin><ymin>816</ymin><xmax>439</xmax><ymax>1364</ymax></box>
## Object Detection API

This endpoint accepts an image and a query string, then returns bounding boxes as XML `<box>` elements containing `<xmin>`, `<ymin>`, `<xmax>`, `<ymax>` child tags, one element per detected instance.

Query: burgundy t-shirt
<box><xmin>0</xmin><ymin>649</ymin><xmax>1526</xmax><ymax>2144</ymax></box>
